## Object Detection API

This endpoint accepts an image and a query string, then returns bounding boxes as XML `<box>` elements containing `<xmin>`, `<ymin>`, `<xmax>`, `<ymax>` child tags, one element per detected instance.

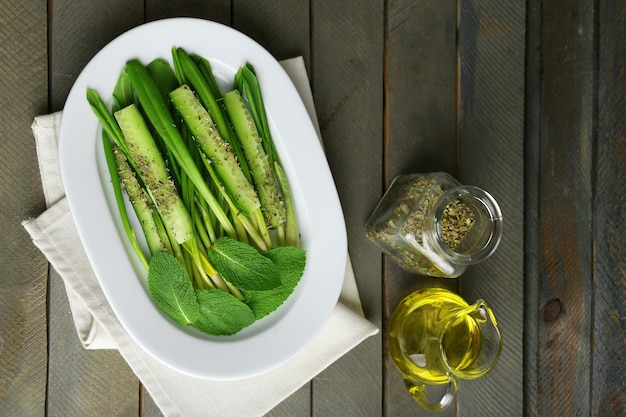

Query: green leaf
<box><xmin>146</xmin><ymin>58</ymin><xmax>179</xmax><ymax>99</ymax></box>
<box><xmin>102</xmin><ymin>134</ymin><xmax>150</xmax><ymax>270</ymax></box>
<box><xmin>148</xmin><ymin>251</ymin><xmax>200</xmax><ymax>326</ymax></box>
<box><xmin>192</xmin><ymin>289</ymin><xmax>255</xmax><ymax>335</ymax></box>
<box><xmin>207</xmin><ymin>237</ymin><xmax>280</xmax><ymax>291</ymax></box>
<box><xmin>264</xmin><ymin>246</ymin><xmax>306</xmax><ymax>281</ymax></box>
<box><xmin>243</xmin><ymin>245</ymin><xmax>306</xmax><ymax>320</ymax></box>
<box><xmin>234</xmin><ymin>63</ymin><xmax>274</xmax><ymax>163</ymax></box>
<box><xmin>112</xmin><ymin>70</ymin><xmax>134</xmax><ymax>112</ymax></box>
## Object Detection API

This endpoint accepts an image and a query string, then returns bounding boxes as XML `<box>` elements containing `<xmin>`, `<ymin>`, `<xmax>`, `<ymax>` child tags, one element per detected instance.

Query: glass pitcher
<box><xmin>387</xmin><ymin>288</ymin><xmax>502</xmax><ymax>412</ymax></box>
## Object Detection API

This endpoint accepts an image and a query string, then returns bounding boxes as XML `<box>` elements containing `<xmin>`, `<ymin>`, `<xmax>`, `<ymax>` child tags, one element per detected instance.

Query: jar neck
<box><xmin>423</xmin><ymin>186</ymin><xmax>503</xmax><ymax>265</ymax></box>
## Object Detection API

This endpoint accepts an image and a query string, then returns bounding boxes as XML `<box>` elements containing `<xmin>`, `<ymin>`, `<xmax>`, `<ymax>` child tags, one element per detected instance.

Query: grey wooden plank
<box><xmin>311</xmin><ymin>0</ymin><xmax>385</xmax><ymax>329</ymax></box>
<box><xmin>522</xmin><ymin>0</ymin><xmax>542</xmax><ymax>415</ymax></box>
<box><xmin>384</xmin><ymin>0</ymin><xmax>458</xmax><ymax>415</ymax></box>
<box><xmin>529</xmin><ymin>0</ymin><xmax>596</xmax><ymax>415</ymax></box>
<box><xmin>264</xmin><ymin>384</ymin><xmax>311</xmax><ymax>417</ymax></box>
<box><xmin>313</xmin><ymin>337</ymin><xmax>381</xmax><ymax>417</ymax></box>
<box><xmin>456</xmin><ymin>1</ymin><xmax>525</xmax><ymax>416</ymax></box>
<box><xmin>310</xmin><ymin>1</ymin><xmax>384</xmax><ymax>416</ymax></box>
<box><xmin>386</xmin><ymin>0</ymin><xmax>458</xmax><ymax>179</ymax></box>
<box><xmin>145</xmin><ymin>0</ymin><xmax>231</xmax><ymax>25</ymax></box>
<box><xmin>234</xmin><ymin>0</ymin><xmax>311</xmax><ymax>67</ymax></box>
<box><xmin>47</xmin><ymin>1</ymin><xmax>144</xmax><ymax>414</ymax></box>
<box><xmin>47</xmin><ymin>271</ymin><xmax>140</xmax><ymax>417</ymax></box>
<box><xmin>142</xmin><ymin>386</ymin><xmax>166</xmax><ymax>417</ymax></box>
<box><xmin>49</xmin><ymin>0</ymin><xmax>143</xmax><ymax>111</ymax></box>
<box><xmin>592</xmin><ymin>0</ymin><xmax>626</xmax><ymax>412</ymax></box>
<box><xmin>0</xmin><ymin>0</ymin><xmax>49</xmax><ymax>415</ymax></box>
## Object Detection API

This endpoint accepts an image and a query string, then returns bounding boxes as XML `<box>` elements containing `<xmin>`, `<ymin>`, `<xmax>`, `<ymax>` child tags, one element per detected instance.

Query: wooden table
<box><xmin>1</xmin><ymin>1</ymin><xmax>624</xmax><ymax>416</ymax></box>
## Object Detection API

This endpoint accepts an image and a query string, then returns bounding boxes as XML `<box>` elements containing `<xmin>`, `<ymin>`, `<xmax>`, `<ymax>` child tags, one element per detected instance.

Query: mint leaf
<box><xmin>264</xmin><ymin>246</ymin><xmax>307</xmax><ymax>282</ymax></box>
<box><xmin>193</xmin><ymin>289</ymin><xmax>255</xmax><ymax>335</ymax></box>
<box><xmin>207</xmin><ymin>237</ymin><xmax>280</xmax><ymax>290</ymax></box>
<box><xmin>244</xmin><ymin>246</ymin><xmax>306</xmax><ymax>319</ymax></box>
<box><xmin>148</xmin><ymin>251</ymin><xmax>200</xmax><ymax>326</ymax></box>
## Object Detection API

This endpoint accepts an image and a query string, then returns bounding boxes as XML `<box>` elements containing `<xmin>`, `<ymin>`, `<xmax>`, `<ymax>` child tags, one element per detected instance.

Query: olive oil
<box><xmin>388</xmin><ymin>288</ymin><xmax>492</xmax><ymax>384</ymax></box>
<box><xmin>387</xmin><ymin>288</ymin><xmax>502</xmax><ymax>411</ymax></box>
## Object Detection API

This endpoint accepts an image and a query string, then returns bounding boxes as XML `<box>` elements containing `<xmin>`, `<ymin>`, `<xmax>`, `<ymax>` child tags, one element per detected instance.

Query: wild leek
<box><xmin>85</xmin><ymin>50</ymin><xmax>306</xmax><ymax>336</ymax></box>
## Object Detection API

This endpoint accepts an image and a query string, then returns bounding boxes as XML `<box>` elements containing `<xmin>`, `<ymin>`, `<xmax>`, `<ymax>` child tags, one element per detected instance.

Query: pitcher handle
<box><xmin>402</xmin><ymin>376</ymin><xmax>457</xmax><ymax>412</ymax></box>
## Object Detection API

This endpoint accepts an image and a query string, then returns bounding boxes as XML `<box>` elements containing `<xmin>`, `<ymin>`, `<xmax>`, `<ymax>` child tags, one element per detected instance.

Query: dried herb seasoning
<box><xmin>440</xmin><ymin>200</ymin><xmax>475</xmax><ymax>250</ymax></box>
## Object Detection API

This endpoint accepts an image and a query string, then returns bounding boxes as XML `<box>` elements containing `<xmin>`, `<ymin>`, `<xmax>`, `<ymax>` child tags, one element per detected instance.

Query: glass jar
<box><xmin>365</xmin><ymin>172</ymin><xmax>503</xmax><ymax>277</ymax></box>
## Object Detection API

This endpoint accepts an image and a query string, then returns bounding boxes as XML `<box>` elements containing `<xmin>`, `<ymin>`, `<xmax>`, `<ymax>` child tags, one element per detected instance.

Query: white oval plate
<box><xmin>59</xmin><ymin>18</ymin><xmax>347</xmax><ymax>380</ymax></box>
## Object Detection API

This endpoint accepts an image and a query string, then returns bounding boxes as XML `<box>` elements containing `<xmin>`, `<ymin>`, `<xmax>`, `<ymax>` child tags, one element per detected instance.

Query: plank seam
<box><xmin>589</xmin><ymin>0</ymin><xmax>601</xmax><ymax>414</ymax></box>
<box><xmin>455</xmin><ymin>0</ymin><xmax>462</xmax><ymax>180</ymax></box>
<box><xmin>381</xmin><ymin>1</ymin><xmax>390</xmax><ymax>416</ymax></box>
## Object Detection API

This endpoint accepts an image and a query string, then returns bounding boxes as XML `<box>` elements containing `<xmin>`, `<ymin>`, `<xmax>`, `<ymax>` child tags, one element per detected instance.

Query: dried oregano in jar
<box><xmin>365</xmin><ymin>172</ymin><xmax>503</xmax><ymax>278</ymax></box>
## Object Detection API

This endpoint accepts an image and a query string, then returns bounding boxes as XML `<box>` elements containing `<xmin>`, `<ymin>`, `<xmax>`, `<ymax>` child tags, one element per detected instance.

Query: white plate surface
<box><xmin>59</xmin><ymin>18</ymin><xmax>347</xmax><ymax>380</ymax></box>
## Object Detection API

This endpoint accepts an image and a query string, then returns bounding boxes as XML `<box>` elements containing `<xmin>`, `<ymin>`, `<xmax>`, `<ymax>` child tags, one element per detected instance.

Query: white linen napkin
<box><xmin>22</xmin><ymin>57</ymin><xmax>378</xmax><ymax>417</ymax></box>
